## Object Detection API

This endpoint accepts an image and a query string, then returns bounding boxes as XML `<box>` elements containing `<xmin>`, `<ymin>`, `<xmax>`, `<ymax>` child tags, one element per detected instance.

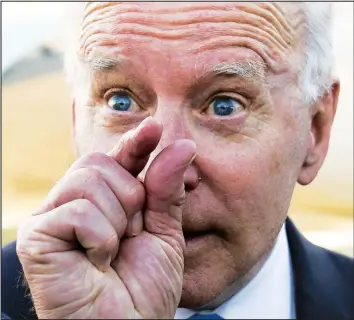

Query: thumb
<box><xmin>143</xmin><ymin>139</ymin><xmax>196</xmax><ymax>245</ymax></box>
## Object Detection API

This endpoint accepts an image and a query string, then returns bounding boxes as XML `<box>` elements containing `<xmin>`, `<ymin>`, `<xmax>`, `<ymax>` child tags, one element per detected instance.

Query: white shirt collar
<box><xmin>175</xmin><ymin>223</ymin><xmax>295</xmax><ymax>319</ymax></box>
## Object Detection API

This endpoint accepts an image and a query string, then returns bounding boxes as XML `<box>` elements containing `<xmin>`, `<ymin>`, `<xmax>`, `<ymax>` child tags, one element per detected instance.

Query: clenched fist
<box><xmin>16</xmin><ymin>117</ymin><xmax>197</xmax><ymax>319</ymax></box>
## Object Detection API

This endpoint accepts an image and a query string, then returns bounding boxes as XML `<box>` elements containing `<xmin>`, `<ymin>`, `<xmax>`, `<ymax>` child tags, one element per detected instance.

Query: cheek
<box><xmin>74</xmin><ymin>107</ymin><xmax>123</xmax><ymax>156</ymax></box>
<box><xmin>195</xmin><ymin>127</ymin><xmax>299</xmax><ymax>224</ymax></box>
<box><xmin>199</xmin><ymin>147</ymin><xmax>270</xmax><ymax>199</ymax></box>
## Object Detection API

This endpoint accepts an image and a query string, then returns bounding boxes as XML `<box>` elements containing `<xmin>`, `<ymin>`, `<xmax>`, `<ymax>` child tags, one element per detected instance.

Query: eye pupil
<box><xmin>108</xmin><ymin>94</ymin><xmax>132</xmax><ymax>111</ymax></box>
<box><xmin>213</xmin><ymin>97</ymin><xmax>237</xmax><ymax>116</ymax></box>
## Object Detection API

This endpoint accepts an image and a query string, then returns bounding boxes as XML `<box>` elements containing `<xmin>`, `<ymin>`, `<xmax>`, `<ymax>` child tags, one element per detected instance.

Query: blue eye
<box><xmin>212</xmin><ymin>97</ymin><xmax>240</xmax><ymax>116</ymax></box>
<box><xmin>108</xmin><ymin>93</ymin><xmax>132</xmax><ymax>111</ymax></box>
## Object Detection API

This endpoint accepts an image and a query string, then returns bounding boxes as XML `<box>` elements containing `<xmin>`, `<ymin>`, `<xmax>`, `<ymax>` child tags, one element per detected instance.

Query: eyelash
<box><xmin>104</xmin><ymin>88</ymin><xmax>132</xmax><ymax>101</ymax></box>
<box><xmin>203</xmin><ymin>93</ymin><xmax>246</xmax><ymax>111</ymax></box>
<box><xmin>104</xmin><ymin>88</ymin><xmax>145</xmax><ymax>112</ymax></box>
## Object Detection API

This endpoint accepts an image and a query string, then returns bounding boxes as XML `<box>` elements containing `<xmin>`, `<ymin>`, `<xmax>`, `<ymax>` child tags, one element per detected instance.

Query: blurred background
<box><xmin>2</xmin><ymin>2</ymin><xmax>353</xmax><ymax>257</ymax></box>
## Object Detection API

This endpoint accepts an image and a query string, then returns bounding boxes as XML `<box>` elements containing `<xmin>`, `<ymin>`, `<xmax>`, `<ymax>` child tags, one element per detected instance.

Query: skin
<box><xmin>17</xmin><ymin>2</ymin><xmax>340</xmax><ymax>318</ymax></box>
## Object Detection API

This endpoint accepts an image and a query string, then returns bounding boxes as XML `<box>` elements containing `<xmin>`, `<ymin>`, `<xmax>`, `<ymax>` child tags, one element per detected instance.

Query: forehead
<box><xmin>79</xmin><ymin>2</ymin><xmax>302</xmax><ymax>76</ymax></box>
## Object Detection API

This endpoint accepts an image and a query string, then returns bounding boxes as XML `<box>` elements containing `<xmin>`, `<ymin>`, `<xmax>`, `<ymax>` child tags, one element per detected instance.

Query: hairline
<box><xmin>63</xmin><ymin>2</ymin><xmax>333</xmax><ymax>104</ymax></box>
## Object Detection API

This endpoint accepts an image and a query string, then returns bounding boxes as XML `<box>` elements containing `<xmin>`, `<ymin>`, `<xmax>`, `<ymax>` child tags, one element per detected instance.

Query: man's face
<box><xmin>72</xmin><ymin>2</ymin><xmax>334</xmax><ymax>307</ymax></box>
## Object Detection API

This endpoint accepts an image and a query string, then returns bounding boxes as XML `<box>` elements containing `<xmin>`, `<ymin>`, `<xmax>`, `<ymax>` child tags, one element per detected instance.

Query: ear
<box><xmin>298</xmin><ymin>80</ymin><xmax>340</xmax><ymax>185</ymax></box>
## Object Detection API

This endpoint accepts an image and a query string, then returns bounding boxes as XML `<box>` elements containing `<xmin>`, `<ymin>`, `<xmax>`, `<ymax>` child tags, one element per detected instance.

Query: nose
<box><xmin>137</xmin><ymin>110</ymin><xmax>199</xmax><ymax>192</ymax></box>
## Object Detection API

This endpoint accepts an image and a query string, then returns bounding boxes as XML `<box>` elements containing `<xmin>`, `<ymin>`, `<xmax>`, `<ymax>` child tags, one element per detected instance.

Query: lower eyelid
<box><xmin>104</xmin><ymin>88</ymin><xmax>131</xmax><ymax>99</ymax></box>
<box><xmin>96</xmin><ymin>106</ymin><xmax>148</xmax><ymax>127</ymax></box>
<box><xmin>101</xmin><ymin>106</ymin><xmax>118</xmax><ymax>115</ymax></box>
<box><xmin>194</xmin><ymin>112</ymin><xmax>248</xmax><ymax>136</ymax></box>
<box><xmin>101</xmin><ymin>105</ymin><xmax>131</xmax><ymax>114</ymax></box>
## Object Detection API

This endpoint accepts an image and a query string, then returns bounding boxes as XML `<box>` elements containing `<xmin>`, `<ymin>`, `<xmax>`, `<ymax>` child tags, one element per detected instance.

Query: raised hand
<box><xmin>16</xmin><ymin>117</ymin><xmax>196</xmax><ymax>319</ymax></box>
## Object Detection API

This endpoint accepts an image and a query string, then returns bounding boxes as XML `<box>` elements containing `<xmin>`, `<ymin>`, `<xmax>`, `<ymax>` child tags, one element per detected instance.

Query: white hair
<box><xmin>299</xmin><ymin>2</ymin><xmax>334</xmax><ymax>104</ymax></box>
<box><xmin>63</xmin><ymin>2</ymin><xmax>334</xmax><ymax>105</ymax></box>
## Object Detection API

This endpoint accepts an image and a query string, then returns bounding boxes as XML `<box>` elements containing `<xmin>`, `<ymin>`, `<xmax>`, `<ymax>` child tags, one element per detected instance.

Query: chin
<box><xmin>179</xmin><ymin>234</ymin><xmax>237</xmax><ymax>308</ymax></box>
<box><xmin>180</xmin><ymin>262</ymin><xmax>233</xmax><ymax>308</ymax></box>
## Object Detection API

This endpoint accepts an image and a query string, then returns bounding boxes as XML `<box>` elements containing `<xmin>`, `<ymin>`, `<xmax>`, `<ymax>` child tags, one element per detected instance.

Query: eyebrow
<box><xmin>186</xmin><ymin>59</ymin><xmax>269</xmax><ymax>95</ymax></box>
<box><xmin>86</xmin><ymin>56</ymin><xmax>269</xmax><ymax>92</ymax></box>
<box><xmin>87</xmin><ymin>57</ymin><xmax>120</xmax><ymax>71</ymax></box>
<box><xmin>87</xmin><ymin>57</ymin><xmax>266</xmax><ymax>75</ymax></box>
<box><xmin>204</xmin><ymin>60</ymin><xmax>267</xmax><ymax>81</ymax></box>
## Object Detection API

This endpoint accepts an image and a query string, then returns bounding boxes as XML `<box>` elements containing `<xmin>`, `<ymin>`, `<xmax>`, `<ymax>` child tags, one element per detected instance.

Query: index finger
<box><xmin>108</xmin><ymin>117</ymin><xmax>163</xmax><ymax>176</ymax></box>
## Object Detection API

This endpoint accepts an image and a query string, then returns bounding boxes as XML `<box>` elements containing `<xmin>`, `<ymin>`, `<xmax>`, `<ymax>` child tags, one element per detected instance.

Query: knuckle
<box><xmin>17</xmin><ymin>240</ymin><xmax>43</xmax><ymax>262</ymax></box>
<box><xmin>81</xmin><ymin>152</ymin><xmax>109</xmax><ymax>165</ymax></box>
<box><xmin>76</xmin><ymin>167</ymin><xmax>103</xmax><ymax>185</ymax></box>
<box><xmin>68</xmin><ymin>152</ymin><xmax>113</xmax><ymax>175</ymax></box>
<box><xmin>47</xmin><ymin>168</ymin><xmax>104</xmax><ymax>208</ymax></box>
<box><xmin>73</xmin><ymin>198</ymin><xmax>98</xmax><ymax>217</ymax></box>
<box><xmin>124</xmin><ymin>181</ymin><xmax>145</xmax><ymax>208</ymax></box>
<box><xmin>103</xmin><ymin>232</ymin><xmax>119</xmax><ymax>253</ymax></box>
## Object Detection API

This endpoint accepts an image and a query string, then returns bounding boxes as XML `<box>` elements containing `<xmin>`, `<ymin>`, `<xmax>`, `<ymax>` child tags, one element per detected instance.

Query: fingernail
<box><xmin>188</xmin><ymin>153</ymin><xmax>197</xmax><ymax>165</ymax></box>
<box><xmin>131</xmin><ymin>211</ymin><xmax>143</xmax><ymax>236</ymax></box>
<box><xmin>88</xmin><ymin>248</ymin><xmax>111</xmax><ymax>273</ymax></box>
<box><xmin>139</xmin><ymin>116</ymin><xmax>157</xmax><ymax>128</ymax></box>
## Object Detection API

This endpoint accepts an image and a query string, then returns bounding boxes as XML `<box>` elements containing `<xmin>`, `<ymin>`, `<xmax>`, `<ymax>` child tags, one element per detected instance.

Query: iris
<box><xmin>108</xmin><ymin>93</ymin><xmax>132</xmax><ymax>111</ymax></box>
<box><xmin>212</xmin><ymin>97</ymin><xmax>239</xmax><ymax>116</ymax></box>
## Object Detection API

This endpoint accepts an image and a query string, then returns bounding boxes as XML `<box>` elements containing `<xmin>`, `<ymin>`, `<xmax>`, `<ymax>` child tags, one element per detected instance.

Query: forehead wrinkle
<box><xmin>79</xmin><ymin>2</ymin><xmax>300</xmax><ymax>44</ymax></box>
<box><xmin>79</xmin><ymin>2</ymin><xmax>296</xmax><ymax>57</ymax></box>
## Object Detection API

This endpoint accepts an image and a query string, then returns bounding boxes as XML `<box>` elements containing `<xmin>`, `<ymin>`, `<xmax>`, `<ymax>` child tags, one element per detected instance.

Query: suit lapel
<box><xmin>286</xmin><ymin>218</ymin><xmax>350</xmax><ymax>319</ymax></box>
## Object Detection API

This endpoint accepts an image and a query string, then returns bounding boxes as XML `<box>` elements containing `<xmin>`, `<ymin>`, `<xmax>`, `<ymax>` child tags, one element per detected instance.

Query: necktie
<box><xmin>188</xmin><ymin>313</ymin><xmax>224</xmax><ymax>319</ymax></box>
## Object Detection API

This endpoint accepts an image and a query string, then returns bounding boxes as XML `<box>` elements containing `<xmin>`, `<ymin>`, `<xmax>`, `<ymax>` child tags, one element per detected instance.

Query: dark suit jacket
<box><xmin>2</xmin><ymin>219</ymin><xmax>353</xmax><ymax>319</ymax></box>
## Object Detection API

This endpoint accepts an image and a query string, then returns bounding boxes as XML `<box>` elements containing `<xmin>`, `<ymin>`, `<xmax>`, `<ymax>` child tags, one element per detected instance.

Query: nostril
<box><xmin>185</xmin><ymin>183</ymin><xmax>196</xmax><ymax>192</ymax></box>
